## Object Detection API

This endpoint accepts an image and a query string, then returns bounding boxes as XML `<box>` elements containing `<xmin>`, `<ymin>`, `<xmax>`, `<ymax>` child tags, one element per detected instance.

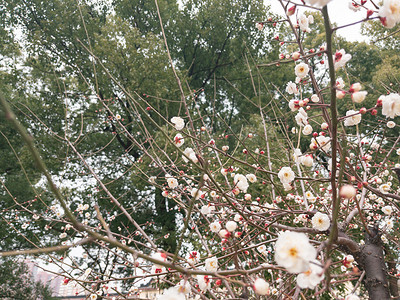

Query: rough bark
<box><xmin>357</xmin><ymin>227</ymin><xmax>391</xmax><ymax>300</ymax></box>
<box><xmin>338</xmin><ymin>227</ymin><xmax>391</xmax><ymax>300</ymax></box>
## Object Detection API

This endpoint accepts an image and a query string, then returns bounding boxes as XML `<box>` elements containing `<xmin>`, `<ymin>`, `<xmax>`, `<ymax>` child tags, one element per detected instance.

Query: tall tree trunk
<box><xmin>356</xmin><ymin>227</ymin><xmax>391</xmax><ymax>300</ymax></box>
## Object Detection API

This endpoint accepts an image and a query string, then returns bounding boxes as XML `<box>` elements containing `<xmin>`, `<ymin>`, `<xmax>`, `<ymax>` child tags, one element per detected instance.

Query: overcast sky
<box><xmin>266</xmin><ymin>0</ymin><xmax>370</xmax><ymax>42</ymax></box>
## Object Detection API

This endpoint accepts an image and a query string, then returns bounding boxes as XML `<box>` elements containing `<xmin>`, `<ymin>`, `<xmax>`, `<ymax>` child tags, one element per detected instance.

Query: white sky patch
<box><xmin>265</xmin><ymin>0</ymin><xmax>371</xmax><ymax>42</ymax></box>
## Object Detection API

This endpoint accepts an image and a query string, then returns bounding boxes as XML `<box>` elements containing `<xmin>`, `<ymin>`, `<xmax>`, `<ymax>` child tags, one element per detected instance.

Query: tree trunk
<box><xmin>356</xmin><ymin>227</ymin><xmax>391</xmax><ymax>300</ymax></box>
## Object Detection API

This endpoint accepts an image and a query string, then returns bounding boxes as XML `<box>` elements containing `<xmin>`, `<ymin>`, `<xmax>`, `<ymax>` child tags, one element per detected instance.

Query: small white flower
<box><xmin>302</xmin><ymin>124</ymin><xmax>313</xmax><ymax>135</ymax></box>
<box><xmin>302</xmin><ymin>155</ymin><xmax>313</xmax><ymax>167</ymax></box>
<box><xmin>311</xmin><ymin>94</ymin><xmax>319</xmax><ymax>103</ymax></box>
<box><xmin>344</xmin><ymin>110</ymin><xmax>361</xmax><ymax>127</ymax></box>
<box><xmin>310</xmin><ymin>135</ymin><xmax>331</xmax><ymax>152</ymax></box>
<box><xmin>59</xmin><ymin>232</ymin><xmax>67</xmax><ymax>239</ymax></box>
<box><xmin>177</xmin><ymin>280</ymin><xmax>191</xmax><ymax>294</ymax></box>
<box><xmin>381</xmin><ymin>235</ymin><xmax>389</xmax><ymax>243</ymax></box>
<box><xmin>379</xmin><ymin>0</ymin><xmax>400</xmax><ymax>28</ymax></box>
<box><xmin>381</xmin><ymin>93</ymin><xmax>400</xmax><ymax>118</ymax></box>
<box><xmin>246</xmin><ymin>173</ymin><xmax>257</xmax><ymax>183</ymax></box>
<box><xmin>182</xmin><ymin>147</ymin><xmax>198</xmax><ymax>163</ymax></box>
<box><xmin>275</xmin><ymin>231</ymin><xmax>317</xmax><ymax>273</ymax></box>
<box><xmin>311</xmin><ymin>212</ymin><xmax>330</xmax><ymax>231</ymax></box>
<box><xmin>352</xmin><ymin>91</ymin><xmax>368</xmax><ymax>103</ymax></box>
<box><xmin>296</xmin><ymin>260</ymin><xmax>325</xmax><ymax>289</ymax></box>
<box><xmin>174</xmin><ymin>133</ymin><xmax>184</xmax><ymax>147</ymax></box>
<box><xmin>257</xmin><ymin>245</ymin><xmax>267</xmax><ymax>253</ymax></box>
<box><xmin>234</xmin><ymin>174</ymin><xmax>249</xmax><ymax>192</ymax></box>
<box><xmin>205</xmin><ymin>257</ymin><xmax>218</xmax><ymax>271</ymax></box>
<box><xmin>295</xmin><ymin>63</ymin><xmax>309</xmax><ymax>79</ymax></box>
<box><xmin>253</xmin><ymin>278</ymin><xmax>270</xmax><ymax>295</ymax></box>
<box><xmin>191</xmin><ymin>188</ymin><xmax>203</xmax><ymax>199</ymax></box>
<box><xmin>278</xmin><ymin>167</ymin><xmax>295</xmax><ymax>184</ymax></box>
<box><xmin>336</xmin><ymin>77</ymin><xmax>345</xmax><ymax>89</ymax></box>
<box><xmin>286</xmin><ymin>81</ymin><xmax>299</xmax><ymax>95</ymax></box>
<box><xmin>157</xmin><ymin>286</ymin><xmax>185</xmax><ymax>300</ymax></box>
<box><xmin>197</xmin><ymin>275</ymin><xmax>211</xmax><ymax>291</ymax></box>
<box><xmin>226</xmin><ymin>221</ymin><xmax>237</xmax><ymax>232</ymax></box>
<box><xmin>210</xmin><ymin>221</ymin><xmax>221</xmax><ymax>233</ymax></box>
<box><xmin>387</xmin><ymin>121</ymin><xmax>396</xmax><ymax>128</ymax></box>
<box><xmin>166</xmin><ymin>175</ymin><xmax>179</xmax><ymax>189</ymax></box>
<box><xmin>171</xmin><ymin>117</ymin><xmax>185</xmax><ymax>130</ymax></box>
<box><xmin>304</xmin><ymin>0</ymin><xmax>332</xmax><ymax>7</ymax></box>
<box><xmin>298</xmin><ymin>14</ymin><xmax>311</xmax><ymax>33</ymax></box>
<box><xmin>200</xmin><ymin>205</ymin><xmax>210</xmax><ymax>215</ymax></box>
<box><xmin>379</xmin><ymin>183</ymin><xmax>391</xmax><ymax>194</ymax></box>
<box><xmin>382</xmin><ymin>205</ymin><xmax>393</xmax><ymax>215</ymax></box>
<box><xmin>340</xmin><ymin>185</ymin><xmax>356</xmax><ymax>199</ymax></box>
<box><xmin>334</xmin><ymin>49</ymin><xmax>352</xmax><ymax>70</ymax></box>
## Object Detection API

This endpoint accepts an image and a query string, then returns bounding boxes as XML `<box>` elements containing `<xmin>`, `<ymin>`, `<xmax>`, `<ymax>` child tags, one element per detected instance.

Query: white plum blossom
<box><xmin>304</xmin><ymin>0</ymin><xmax>332</xmax><ymax>7</ymax></box>
<box><xmin>219</xmin><ymin>229</ymin><xmax>231</xmax><ymax>238</ymax></box>
<box><xmin>298</xmin><ymin>14</ymin><xmax>313</xmax><ymax>33</ymax></box>
<box><xmin>387</xmin><ymin>121</ymin><xmax>396</xmax><ymax>128</ymax></box>
<box><xmin>152</xmin><ymin>252</ymin><xmax>167</xmax><ymax>268</ymax></box>
<box><xmin>311</xmin><ymin>212</ymin><xmax>330</xmax><ymax>231</ymax></box>
<box><xmin>166</xmin><ymin>175</ymin><xmax>178</xmax><ymax>189</ymax></box>
<box><xmin>171</xmin><ymin>116</ymin><xmax>185</xmax><ymax>130</ymax></box>
<box><xmin>197</xmin><ymin>275</ymin><xmax>211</xmax><ymax>291</ymax></box>
<box><xmin>191</xmin><ymin>188</ymin><xmax>204</xmax><ymax>199</ymax></box>
<box><xmin>278</xmin><ymin>167</ymin><xmax>295</xmax><ymax>184</ymax></box>
<box><xmin>334</xmin><ymin>49</ymin><xmax>352</xmax><ymax>70</ymax></box>
<box><xmin>156</xmin><ymin>287</ymin><xmax>185</xmax><ymax>300</ymax></box>
<box><xmin>210</xmin><ymin>221</ymin><xmax>221</xmax><ymax>233</ymax></box>
<box><xmin>379</xmin><ymin>0</ymin><xmax>400</xmax><ymax>28</ymax></box>
<box><xmin>349</xmin><ymin>1</ymin><xmax>361</xmax><ymax>11</ymax></box>
<box><xmin>176</xmin><ymin>280</ymin><xmax>191</xmax><ymax>294</ymax></box>
<box><xmin>289</xmin><ymin>99</ymin><xmax>300</xmax><ymax>111</ymax></box>
<box><xmin>295</xmin><ymin>63</ymin><xmax>310</xmax><ymax>79</ymax></box>
<box><xmin>253</xmin><ymin>278</ymin><xmax>270</xmax><ymax>295</ymax></box>
<box><xmin>234</xmin><ymin>174</ymin><xmax>249</xmax><ymax>192</ymax></box>
<box><xmin>296</xmin><ymin>260</ymin><xmax>325</xmax><ymax>289</ymax></box>
<box><xmin>293</xmin><ymin>148</ymin><xmax>303</xmax><ymax>164</ymax></box>
<box><xmin>226</xmin><ymin>221</ymin><xmax>238</xmax><ymax>232</ymax></box>
<box><xmin>344</xmin><ymin>110</ymin><xmax>361</xmax><ymax>127</ymax></box>
<box><xmin>286</xmin><ymin>81</ymin><xmax>299</xmax><ymax>95</ymax></box>
<box><xmin>275</xmin><ymin>231</ymin><xmax>317</xmax><ymax>273</ymax></box>
<box><xmin>379</xmin><ymin>183</ymin><xmax>391</xmax><ymax>194</ymax></box>
<box><xmin>205</xmin><ymin>257</ymin><xmax>218</xmax><ymax>271</ymax></box>
<box><xmin>246</xmin><ymin>173</ymin><xmax>257</xmax><ymax>183</ymax></box>
<box><xmin>182</xmin><ymin>147</ymin><xmax>198</xmax><ymax>163</ymax></box>
<box><xmin>173</xmin><ymin>133</ymin><xmax>184</xmax><ymax>147</ymax></box>
<box><xmin>382</xmin><ymin>205</ymin><xmax>393</xmax><ymax>215</ymax></box>
<box><xmin>201</xmin><ymin>205</ymin><xmax>210</xmax><ymax>215</ymax></box>
<box><xmin>340</xmin><ymin>185</ymin><xmax>357</xmax><ymax>199</ymax></box>
<box><xmin>381</xmin><ymin>93</ymin><xmax>400</xmax><ymax>118</ymax></box>
<box><xmin>295</xmin><ymin>108</ymin><xmax>308</xmax><ymax>126</ymax></box>
<box><xmin>310</xmin><ymin>135</ymin><xmax>331</xmax><ymax>152</ymax></box>
<box><xmin>352</xmin><ymin>91</ymin><xmax>368</xmax><ymax>103</ymax></box>
<box><xmin>311</xmin><ymin>94</ymin><xmax>319</xmax><ymax>103</ymax></box>
<box><xmin>302</xmin><ymin>155</ymin><xmax>313</xmax><ymax>167</ymax></box>
<box><xmin>336</xmin><ymin>77</ymin><xmax>345</xmax><ymax>89</ymax></box>
<box><xmin>302</xmin><ymin>124</ymin><xmax>313</xmax><ymax>135</ymax></box>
